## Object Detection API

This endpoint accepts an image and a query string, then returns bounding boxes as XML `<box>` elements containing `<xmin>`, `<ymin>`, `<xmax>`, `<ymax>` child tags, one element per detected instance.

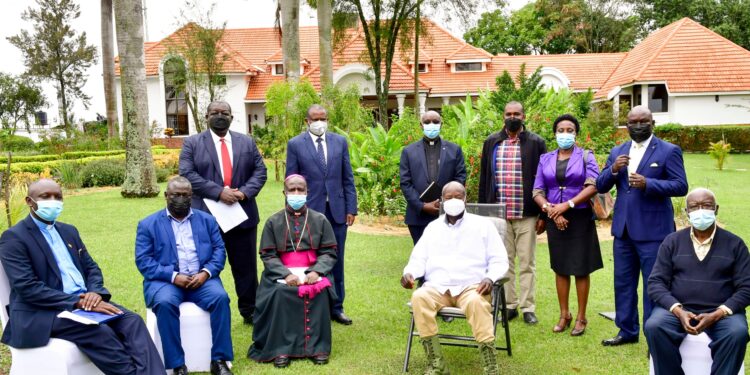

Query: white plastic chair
<box><xmin>146</xmin><ymin>303</ymin><xmax>213</xmax><ymax>373</ymax></box>
<box><xmin>0</xmin><ymin>259</ymin><xmax>104</xmax><ymax>375</ymax></box>
<box><xmin>649</xmin><ymin>332</ymin><xmax>746</xmax><ymax>375</ymax></box>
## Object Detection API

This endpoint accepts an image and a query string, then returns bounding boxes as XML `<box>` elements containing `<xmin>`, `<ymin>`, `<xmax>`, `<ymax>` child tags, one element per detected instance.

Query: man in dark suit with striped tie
<box><xmin>286</xmin><ymin>104</ymin><xmax>358</xmax><ymax>325</ymax></box>
<box><xmin>179</xmin><ymin>101</ymin><xmax>267</xmax><ymax>324</ymax></box>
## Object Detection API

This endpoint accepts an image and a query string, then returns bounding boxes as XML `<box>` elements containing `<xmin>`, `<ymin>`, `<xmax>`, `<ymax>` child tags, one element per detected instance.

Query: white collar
<box><xmin>632</xmin><ymin>134</ymin><xmax>653</xmax><ymax>149</ymax></box>
<box><xmin>309</xmin><ymin>131</ymin><xmax>326</xmax><ymax>143</ymax></box>
<box><xmin>444</xmin><ymin>215</ymin><xmax>464</xmax><ymax>228</ymax></box>
<box><xmin>210</xmin><ymin>129</ymin><xmax>231</xmax><ymax>144</ymax></box>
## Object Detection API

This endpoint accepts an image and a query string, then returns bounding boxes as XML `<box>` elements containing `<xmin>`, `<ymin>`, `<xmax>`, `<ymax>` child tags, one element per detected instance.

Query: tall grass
<box><xmin>55</xmin><ymin>161</ymin><xmax>83</xmax><ymax>189</ymax></box>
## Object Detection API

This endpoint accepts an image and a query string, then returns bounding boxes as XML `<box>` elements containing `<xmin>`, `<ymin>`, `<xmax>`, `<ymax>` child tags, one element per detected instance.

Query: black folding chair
<box><xmin>402</xmin><ymin>203</ymin><xmax>511</xmax><ymax>373</ymax></box>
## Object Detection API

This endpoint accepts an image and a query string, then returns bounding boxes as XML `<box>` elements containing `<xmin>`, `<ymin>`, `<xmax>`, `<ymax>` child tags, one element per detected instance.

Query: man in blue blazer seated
<box><xmin>135</xmin><ymin>177</ymin><xmax>233</xmax><ymax>375</ymax></box>
<box><xmin>399</xmin><ymin>110</ymin><xmax>466</xmax><ymax>244</ymax></box>
<box><xmin>646</xmin><ymin>188</ymin><xmax>750</xmax><ymax>375</ymax></box>
<box><xmin>179</xmin><ymin>100</ymin><xmax>267</xmax><ymax>324</ymax></box>
<box><xmin>286</xmin><ymin>104</ymin><xmax>358</xmax><ymax>325</ymax></box>
<box><xmin>0</xmin><ymin>179</ymin><xmax>165</xmax><ymax>375</ymax></box>
<box><xmin>596</xmin><ymin>105</ymin><xmax>688</xmax><ymax>346</ymax></box>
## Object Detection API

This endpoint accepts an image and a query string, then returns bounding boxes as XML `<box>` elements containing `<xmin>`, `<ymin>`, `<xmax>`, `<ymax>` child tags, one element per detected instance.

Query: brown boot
<box><xmin>478</xmin><ymin>341</ymin><xmax>498</xmax><ymax>375</ymax></box>
<box><xmin>420</xmin><ymin>336</ymin><xmax>450</xmax><ymax>375</ymax></box>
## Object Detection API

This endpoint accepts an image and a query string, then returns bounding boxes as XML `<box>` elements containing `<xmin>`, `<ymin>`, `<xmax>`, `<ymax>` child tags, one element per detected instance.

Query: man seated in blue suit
<box><xmin>399</xmin><ymin>110</ymin><xmax>466</xmax><ymax>244</ymax></box>
<box><xmin>135</xmin><ymin>177</ymin><xmax>233</xmax><ymax>375</ymax></box>
<box><xmin>597</xmin><ymin>105</ymin><xmax>688</xmax><ymax>346</ymax></box>
<box><xmin>0</xmin><ymin>179</ymin><xmax>165</xmax><ymax>375</ymax></box>
<box><xmin>286</xmin><ymin>104</ymin><xmax>358</xmax><ymax>326</ymax></box>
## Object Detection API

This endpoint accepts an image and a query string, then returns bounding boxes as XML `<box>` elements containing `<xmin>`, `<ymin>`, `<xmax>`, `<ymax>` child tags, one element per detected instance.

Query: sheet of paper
<box><xmin>277</xmin><ymin>267</ymin><xmax>320</xmax><ymax>284</ymax></box>
<box><xmin>203</xmin><ymin>198</ymin><xmax>248</xmax><ymax>232</ymax></box>
<box><xmin>58</xmin><ymin>310</ymin><xmax>98</xmax><ymax>325</ymax></box>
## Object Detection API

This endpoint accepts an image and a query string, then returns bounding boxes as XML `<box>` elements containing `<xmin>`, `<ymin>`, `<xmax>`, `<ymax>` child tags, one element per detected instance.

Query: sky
<box><xmin>0</xmin><ymin>0</ymin><xmax>529</xmax><ymax>124</ymax></box>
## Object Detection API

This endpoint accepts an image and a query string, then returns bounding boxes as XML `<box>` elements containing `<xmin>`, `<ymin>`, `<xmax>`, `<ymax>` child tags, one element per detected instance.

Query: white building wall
<box><xmin>223</xmin><ymin>75</ymin><xmax>249</xmax><ymax>134</ymax></box>
<box><xmin>670</xmin><ymin>94</ymin><xmax>750</xmax><ymax>126</ymax></box>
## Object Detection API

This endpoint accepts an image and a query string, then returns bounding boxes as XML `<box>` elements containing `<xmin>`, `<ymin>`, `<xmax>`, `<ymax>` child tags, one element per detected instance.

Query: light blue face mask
<box><xmin>423</xmin><ymin>123</ymin><xmax>441</xmax><ymax>139</ymax></box>
<box><xmin>556</xmin><ymin>132</ymin><xmax>576</xmax><ymax>149</ymax></box>
<box><xmin>31</xmin><ymin>198</ymin><xmax>64</xmax><ymax>222</ymax></box>
<box><xmin>688</xmin><ymin>209</ymin><xmax>716</xmax><ymax>231</ymax></box>
<box><xmin>286</xmin><ymin>194</ymin><xmax>307</xmax><ymax>210</ymax></box>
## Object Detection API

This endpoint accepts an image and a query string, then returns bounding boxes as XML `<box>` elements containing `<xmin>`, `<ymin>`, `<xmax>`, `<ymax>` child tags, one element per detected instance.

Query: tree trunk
<box><xmin>114</xmin><ymin>0</ymin><xmax>159</xmax><ymax>198</ymax></box>
<box><xmin>101</xmin><ymin>0</ymin><xmax>119</xmax><ymax>138</ymax></box>
<box><xmin>413</xmin><ymin>3</ymin><xmax>420</xmax><ymax>112</ymax></box>
<box><xmin>58</xmin><ymin>78</ymin><xmax>71</xmax><ymax>137</ymax></box>
<box><xmin>317</xmin><ymin>0</ymin><xmax>333</xmax><ymax>87</ymax></box>
<box><xmin>280</xmin><ymin>0</ymin><xmax>300</xmax><ymax>82</ymax></box>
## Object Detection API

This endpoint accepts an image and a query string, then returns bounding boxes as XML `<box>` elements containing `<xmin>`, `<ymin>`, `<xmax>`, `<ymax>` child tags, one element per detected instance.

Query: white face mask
<box><xmin>443</xmin><ymin>198</ymin><xmax>465</xmax><ymax>217</ymax></box>
<box><xmin>309</xmin><ymin>120</ymin><xmax>327</xmax><ymax>136</ymax></box>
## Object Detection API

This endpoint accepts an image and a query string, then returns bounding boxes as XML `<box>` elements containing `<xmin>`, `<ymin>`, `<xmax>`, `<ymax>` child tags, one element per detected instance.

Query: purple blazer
<box><xmin>533</xmin><ymin>146</ymin><xmax>600</xmax><ymax>208</ymax></box>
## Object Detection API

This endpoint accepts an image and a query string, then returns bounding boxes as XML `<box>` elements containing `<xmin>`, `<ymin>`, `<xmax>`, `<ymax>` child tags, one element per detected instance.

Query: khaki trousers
<box><xmin>503</xmin><ymin>216</ymin><xmax>537</xmax><ymax>312</ymax></box>
<box><xmin>411</xmin><ymin>285</ymin><xmax>494</xmax><ymax>343</ymax></box>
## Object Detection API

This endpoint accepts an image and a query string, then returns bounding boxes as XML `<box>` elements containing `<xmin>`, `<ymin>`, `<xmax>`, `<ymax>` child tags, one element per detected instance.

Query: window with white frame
<box><xmin>454</xmin><ymin>62</ymin><xmax>483</xmax><ymax>72</ymax></box>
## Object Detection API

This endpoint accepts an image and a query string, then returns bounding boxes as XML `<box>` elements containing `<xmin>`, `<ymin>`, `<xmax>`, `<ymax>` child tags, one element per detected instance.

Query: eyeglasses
<box><xmin>626</xmin><ymin>121</ymin><xmax>652</xmax><ymax>127</ymax></box>
<box><xmin>422</xmin><ymin>120</ymin><xmax>441</xmax><ymax>125</ymax></box>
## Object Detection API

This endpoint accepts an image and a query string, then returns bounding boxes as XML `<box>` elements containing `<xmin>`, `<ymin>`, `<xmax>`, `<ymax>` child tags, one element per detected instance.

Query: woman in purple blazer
<box><xmin>532</xmin><ymin>114</ymin><xmax>603</xmax><ymax>337</ymax></box>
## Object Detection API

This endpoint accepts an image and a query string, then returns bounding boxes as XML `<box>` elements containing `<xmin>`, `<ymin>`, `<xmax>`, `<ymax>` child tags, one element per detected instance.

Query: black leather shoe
<box><xmin>243</xmin><ymin>316</ymin><xmax>253</xmax><ymax>325</ymax></box>
<box><xmin>602</xmin><ymin>335</ymin><xmax>639</xmax><ymax>346</ymax></box>
<box><xmin>332</xmin><ymin>312</ymin><xmax>353</xmax><ymax>325</ymax></box>
<box><xmin>210</xmin><ymin>360</ymin><xmax>232</xmax><ymax>375</ymax></box>
<box><xmin>501</xmin><ymin>308</ymin><xmax>518</xmax><ymax>322</ymax></box>
<box><xmin>523</xmin><ymin>312</ymin><xmax>538</xmax><ymax>325</ymax></box>
<box><xmin>172</xmin><ymin>365</ymin><xmax>188</xmax><ymax>375</ymax></box>
<box><xmin>274</xmin><ymin>356</ymin><xmax>290</xmax><ymax>368</ymax></box>
<box><xmin>310</xmin><ymin>354</ymin><xmax>329</xmax><ymax>365</ymax></box>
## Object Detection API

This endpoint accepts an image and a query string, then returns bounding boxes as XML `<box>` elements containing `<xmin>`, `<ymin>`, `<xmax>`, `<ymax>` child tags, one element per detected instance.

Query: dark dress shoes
<box><xmin>173</xmin><ymin>365</ymin><xmax>188</xmax><ymax>375</ymax></box>
<box><xmin>332</xmin><ymin>312</ymin><xmax>353</xmax><ymax>325</ymax></box>
<box><xmin>210</xmin><ymin>360</ymin><xmax>233</xmax><ymax>375</ymax></box>
<box><xmin>274</xmin><ymin>355</ymin><xmax>291</xmax><ymax>368</ymax></box>
<box><xmin>501</xmin><ymin>308</ymin><xmax>518</xmax><ymax>323</ymax></box>
<box><xmin>523</xmin><ymin>312</ymin><xmax>539</xmax><ymax>325</ymax></box>
<box><xmin>310</xmin><ymin>354</ymin><xmax>329</xmax><ymax>365</ymax></box>
<box><xmin>601</xmin><ymin>335</ymin><xmax>639</xmax><ymax>346</ymax></box>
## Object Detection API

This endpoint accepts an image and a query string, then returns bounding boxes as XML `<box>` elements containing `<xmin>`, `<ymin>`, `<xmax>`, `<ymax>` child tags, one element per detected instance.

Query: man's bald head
<box><xmin>421</xmin><ymin>110</ymin><xmax>441</xmax><ymax>124</ymax></box>
<box><xmin>28</xmin><ymin>178</ymin><xmax>61</xmax><ymax>198</ymax></box>
<box><xmin>441</xmin><ymin>181</ymin><xmax>466</xmax><ymax>200</ymax></box>
<box><xmin>26</xmin><ymin>178</ymin><xmax>63</xmax><ymax>221</ymax></box>
<box><xmin>166</xmin><ymin>176</ymin><xmax>192</xmax><ymax>194</ymax></box>
<box><xmin>686</xmin><ymin>187</ymin><xmax>717</xmax><ymax>208</ymax></box>
<box><xmin>206</xmin><ymin>100</ymin><xmax>232</xmax><ymax>115</ymax></box>
<box><xmin>627</xmin><ymin>105</ymin><xmax>653</xmax><ymax>124</ymax></box>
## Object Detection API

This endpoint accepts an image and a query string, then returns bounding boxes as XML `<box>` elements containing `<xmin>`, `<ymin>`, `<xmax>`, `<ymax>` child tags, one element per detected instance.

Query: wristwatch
<box><xmin>568</xmin><ymin>200</ymin><xmax>575</xmax><ymax>208</ymax></box>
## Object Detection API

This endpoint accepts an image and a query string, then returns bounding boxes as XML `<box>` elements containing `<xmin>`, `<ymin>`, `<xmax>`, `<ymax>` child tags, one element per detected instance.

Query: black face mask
<box><xmin>209</xmin><ymin>115</ymin><xmax>231</xmax><ymax>132</ymax></box>
<box><xmin>167</xmin><ymin>196</ymin><xmax>192</xmax><ymax>217</ymax></box>
<box><xmin>504</xmin><ymin>117</ymin><xmax>524</xmax><ymax>132</ymax></box>
<box><xmin>628</xmin><ymin>123</ymin><xmax>652</xmax><ymax>143</ymax></box>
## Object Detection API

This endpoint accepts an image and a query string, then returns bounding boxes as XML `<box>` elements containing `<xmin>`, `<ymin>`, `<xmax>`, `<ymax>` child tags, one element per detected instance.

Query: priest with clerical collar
<box><xmin>248</xmin><ymin>174</ymin><xmax>338</xmax><ymax>369</ymax></box>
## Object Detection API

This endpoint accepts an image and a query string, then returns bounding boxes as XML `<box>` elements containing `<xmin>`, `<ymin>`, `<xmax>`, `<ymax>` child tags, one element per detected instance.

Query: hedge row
<box><xmin>0</xmin><ymin>146</ymin><xmax>176</xmax><ymax>164</ymax></box>
<box><xmin>10</xmin><ymin>155</ymin><xmax>126</xmax><ymax>174</ymax></box>
<box><xmin>655</xmin><ymin>124</ymin><xmax>750</xmax><ymax>153</ymax></box>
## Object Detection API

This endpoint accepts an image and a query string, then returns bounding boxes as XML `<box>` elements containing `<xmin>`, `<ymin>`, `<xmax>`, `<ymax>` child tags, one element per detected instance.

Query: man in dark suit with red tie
<box><xmin>179</xmin><ymin>101</ymin><xmax>267</xmax><ymax>324</ymax></box>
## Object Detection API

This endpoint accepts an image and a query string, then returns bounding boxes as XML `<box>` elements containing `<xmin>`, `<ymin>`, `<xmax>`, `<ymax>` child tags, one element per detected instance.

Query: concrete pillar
<box><xmin>396</xmin><ymin>94</ymin><xmax>406</xmax><ymax>117</ymax></box>
<box><xmin>613</xmin><ymin>94</ymin><xmax>620</xmax><ymax>126</ymax></box>
<box><xmin>418</xmin><ymin>93</ymin><xmax>427</xmax><ymax>116</ymax></box>
<box><xmin>640</xmin><ymin>84</ymin><xmax>649</xmax><ymax>110</ymax></box>
<box><xmin>442</xmin><ymin>97</ymin><xmax>450</xmax><ymax>107</ymax></box>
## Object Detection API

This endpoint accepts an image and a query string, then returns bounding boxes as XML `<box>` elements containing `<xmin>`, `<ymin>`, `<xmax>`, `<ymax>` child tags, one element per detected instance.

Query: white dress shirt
<box><xmin>627</xmin><ymin>134</ymin><xmax>653</xmax><ymax>175</ymax></box>
<box><xmin>210</xmin><ymin>130</ymin><xmax>233</xmax><ymax>183</ymax></box>
<box><xmin>309</xmin><ymin>131</ymin><xmax>328</xmax><ymax>161</ymax></box>
<box><xmin>403</xmin><ymin>213</ymin><xmax>509</xmax><ymax>295</ymax></box>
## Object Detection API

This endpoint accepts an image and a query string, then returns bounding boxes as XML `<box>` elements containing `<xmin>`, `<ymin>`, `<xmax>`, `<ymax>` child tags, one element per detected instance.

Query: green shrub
<box><xmin>55</xmin><ymin>161</ymin><xmax>83</xmax><ymax>189</ymax></box>
<box><xmin>708</xmin><ymin>139</ymin><xmax>731</xmax><ymax>170</ymax></box>
<box><xmin>155</xmin><ymin>167</ymin><xmax>173</xmax><ymax>183</ymax></box>
<box><xmin>0</xmin><ymin>134</ymin><xmax>35</xmax><ymax>151</ymax></box>
<box><xmin>0</xmin><ymin>154</ymin><xmax>60</xmax><ymax>163</ymax></box>
<box><xmin>61</xmin><ymin>150</ymin><xmax>125</xmax><ymax>159</ymax></box>
<box><xmin>79</xmin><ymin>158</ymin><xmax>126</xmax><ymax>187</ymax></box>
<box><xmin>654</xmin><ymin>125</ymin><xmax>750</xmax><ymax>153</ymax></box>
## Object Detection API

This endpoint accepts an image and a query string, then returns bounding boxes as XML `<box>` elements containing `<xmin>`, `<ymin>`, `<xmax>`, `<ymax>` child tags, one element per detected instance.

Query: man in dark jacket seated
<box><xmin>645</xmin><ymin>188</ymin><xmax>750</xmax><ymax>375</ymax></box>
<box><xmin>0</xmin><ymin>179</ymin><xmax>164</xmax><ymax>375</ymax></box>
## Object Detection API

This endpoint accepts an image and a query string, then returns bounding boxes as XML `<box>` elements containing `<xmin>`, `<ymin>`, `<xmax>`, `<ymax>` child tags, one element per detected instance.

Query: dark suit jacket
<box><xmin>286</xmin><ymin>132</ymin><xmax>357</xmax><ymax>224</ymax></box>
<box><xmin>399</xmin><ymin>138</ymin><xmax>466</xmax><ymax>226</ymax></box>
<box><xmin>135</xmin><ymin>209</ymin><xmax>226</xmax><ymax>307</ymax></box>
<box><xmin>179</xmin><ymin>130</ymin><xmax>267</xmax><ymax>228</ymax></box>
<box><xmin>0</xmin><ymin>216</ymin><xmax>111</xmax><ymax>348</ymax></box>
<box><xmin>596</xmin><ymin>136</ymin><xmax>688</xmax><ymax>242</ymax></box>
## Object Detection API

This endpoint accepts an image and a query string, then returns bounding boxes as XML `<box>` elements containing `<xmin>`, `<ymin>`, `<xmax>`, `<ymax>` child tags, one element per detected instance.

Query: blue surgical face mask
<box><xmin>423</xmin><ymin>123</ymin><xmax>441</xmax><ymax>139</ymax></box>
<box><xmin>556</xmin><ymin>132</ymin><xmax>576</xmax><ymax>150</ymax></box>
<box><xmin>689</xmin><ymin>209</ymin><xmax>716</xmax><ymax>231</ymax></box>
<box><xmin>286</xmin><ymin>194</ymin><xmax>307</xmax><ymax>210</ymax></box>
<box><xmin>31</xmin><ymin>198</ymin><xmax>64</xmax><ymax>222</ymax></box>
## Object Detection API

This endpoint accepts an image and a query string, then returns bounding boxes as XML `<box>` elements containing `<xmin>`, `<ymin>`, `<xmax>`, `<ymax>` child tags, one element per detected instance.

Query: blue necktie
<box><xmin>316</xmin><ymin>137</ymin><xmax>327</xmax><ymax>174</ymax></box>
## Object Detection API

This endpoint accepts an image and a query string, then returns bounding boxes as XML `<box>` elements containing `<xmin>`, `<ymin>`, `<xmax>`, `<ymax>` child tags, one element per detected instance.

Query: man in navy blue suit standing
<box><xmin>596</xmin><ymin>105</ymin><xmax>688</xmax><ymax>346</ymax></box>
<box><xmin>399</xmin><ymin>110</ymin><xmax>466</xmax><ymax>244</ymax></box>
<box><xmin>179</xmin><ymin>101</ymin><xmax>267</xmax><ymax>324</ymax></box>
<box><xmin>286</xmin><ymin>104</ymin><xmax>357</xmax><ymax>325</ymax></box>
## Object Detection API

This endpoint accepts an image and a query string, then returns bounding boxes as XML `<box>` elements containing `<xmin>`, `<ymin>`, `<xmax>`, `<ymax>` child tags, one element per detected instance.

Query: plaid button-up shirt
<box><xmin>495</xmin><ymin>137</ymin><xmax>524</xmax><ymax>220</ymax></box>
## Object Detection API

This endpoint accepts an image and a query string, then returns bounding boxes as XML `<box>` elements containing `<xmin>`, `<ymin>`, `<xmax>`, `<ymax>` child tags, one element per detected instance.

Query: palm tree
<box><xmin>114</xmin><ymin>0</ymin><xmax>159</xmax><ymax>197</ymax></box>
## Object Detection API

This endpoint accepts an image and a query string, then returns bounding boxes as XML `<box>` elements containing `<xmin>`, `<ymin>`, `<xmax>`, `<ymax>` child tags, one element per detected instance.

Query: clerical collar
<box><xmin>285</xmin><ymin>205</ymin><xmax>308</xmax><ymax>216</ymax></box>
<box><xmin>423</xmin><ymin>136</ymin><xmax>441</xmax><ymax>147</ymax></box>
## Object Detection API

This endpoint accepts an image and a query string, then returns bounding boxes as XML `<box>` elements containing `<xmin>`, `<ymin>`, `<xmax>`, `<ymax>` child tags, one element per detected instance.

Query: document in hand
<box><xmin>203</xmin><ymin>198</ymin><xmax>249</xmax><ymax>232</ymax></box>
<box><xmin>57</xmin><ymin>309</ymin><xmax>123</xmax><ymax>325</ymax></box>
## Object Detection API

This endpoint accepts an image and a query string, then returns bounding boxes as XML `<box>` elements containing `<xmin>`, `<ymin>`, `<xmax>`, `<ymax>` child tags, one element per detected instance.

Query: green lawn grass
<box><xmin>1</xmin><ymin>153</ymin><xmax>749</xmax><ymax>374</ymax></box>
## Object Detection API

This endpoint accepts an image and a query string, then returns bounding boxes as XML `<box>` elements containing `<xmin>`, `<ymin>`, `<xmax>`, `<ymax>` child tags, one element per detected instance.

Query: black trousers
<box><xmin>221</xmin><ymin>225</ymin><xmax>258</xmax><ymax>319</ymax></box>
<box><xmin>407</xmin><ymin>224</ymin><xmax>428</xmax><ymax>245</ymax></box>
<box><xmin>325</xmin><ymin>202</ymin><xmax>348</xmax><ymax>314</ymax></box>
<box><xmin>50</xmin><ymin>307</ymin><xmax>164</xmax><ymax>375</ymax></box>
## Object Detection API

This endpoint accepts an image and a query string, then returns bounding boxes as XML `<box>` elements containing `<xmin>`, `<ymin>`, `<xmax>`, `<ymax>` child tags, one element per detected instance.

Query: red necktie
<box><xmin>220</xmin><ymin>138</ymin><xmax>232</xmax><ymax>187</ymax></box>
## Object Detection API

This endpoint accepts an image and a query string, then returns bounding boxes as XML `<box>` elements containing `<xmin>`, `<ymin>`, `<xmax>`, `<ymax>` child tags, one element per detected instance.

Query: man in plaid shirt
<box><xmin>479</xmin><ymin>101</ymin><xmax>547</xmax><ymax>325</ymax></box>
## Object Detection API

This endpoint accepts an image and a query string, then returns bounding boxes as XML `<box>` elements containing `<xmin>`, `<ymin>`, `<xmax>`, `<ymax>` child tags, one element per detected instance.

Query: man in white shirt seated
<box><xmin>401</xmin><ymin>181</ymin><xmax>509</xmax><ymax>375</ymax></box>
